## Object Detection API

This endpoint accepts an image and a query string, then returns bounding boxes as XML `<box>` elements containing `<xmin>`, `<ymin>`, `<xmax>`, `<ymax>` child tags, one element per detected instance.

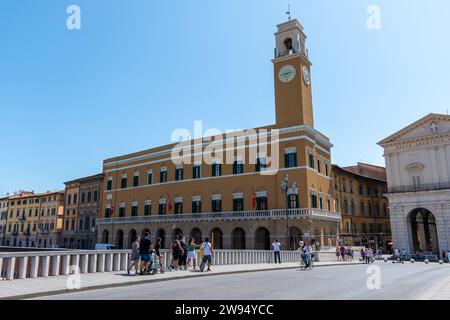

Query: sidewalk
<box><xmin>0</xmin><ymin>261</ymin><xmax>360</xmax><ymax>300</ymax></box>
<box><xmin>420</xmin><ymin>275</ymin><xmax>450</xmax><ymax>300</ymax></box>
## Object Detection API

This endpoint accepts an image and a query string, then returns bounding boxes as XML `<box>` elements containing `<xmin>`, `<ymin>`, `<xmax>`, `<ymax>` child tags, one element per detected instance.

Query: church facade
<box><xmin>379</xmin><ymin>113</ymin><xmax>450</xmax><ymax>258</ymax></box>
<box><xmin>96</xmin><ymin>18</ymin><xmax>341</xmax><ymax>250</ymax></box>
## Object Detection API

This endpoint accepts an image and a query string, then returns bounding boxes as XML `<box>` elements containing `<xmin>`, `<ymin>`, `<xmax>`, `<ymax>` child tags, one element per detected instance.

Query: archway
<box><xmin>190</xmin><ymin>228</ymin><xmax>202</xmax><ymax>244</ymax></box>
<box><xmin>232</xmin><ymin>227</ymin><xmax>246</xmax><ymax>249</ymax></box>
<box><xmin>116</xmin><ymin>229</ymin><xmax>124</xmax><ymax>249</ymax></box>
<box><xmin>101</xmin><ymin>230</ymin><xmax>109</xmax><ymax>244</ymax></box>
<box><xmin>69</xmin><ymin>238</ymin><xmax>74</xmax><ymax>248</ymax></box>
<box><xmin>210</xmin><ymin>228</ymin><xmax>223</xmax><ymax>249</ymax></box>
<box><xmin>128</xmin><ymin>229</ymin><xmax>137</xmax><ymax>248</ymax></box>
<box><xmin>255</xmin><ymin>227</ymin><xmax>270</xmax><ymax>250</ymax></box>
<box><xmin>173</xmin><ymin>228</ymin><xmax>183</xmax><ymax>239</ymax></box>
<box><xmin>289</xmin><ymin>227</ymin><xmax>303</xmax><ymax>250</ymax></box>
<box><xmin>156</xmin><ymin>229</ymin><xmax>166</xmax><ymax>249</ymax></box>
<box><xmin>408</xmin><ymin>208</ymin><xmax>439</xmax><ymax>254</ymax></box>
<box><xmin>63</xmin><ymin>238</ymin><xmax>68</xmax><ymax>248</ymax></box>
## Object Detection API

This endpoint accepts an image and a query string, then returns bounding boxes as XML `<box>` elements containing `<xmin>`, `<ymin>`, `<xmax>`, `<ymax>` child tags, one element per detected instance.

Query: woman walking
<box><xmin>155</xmin><ymin>237</ymin><xmax>165</xmax><ymax>273</ymax></box>
<box><xmin>170</xmin><ymin>234</ymin><xmax>184</xmax><ymax>270</ymax></box>
<box><xmin>127</xmin><ymin>236</ymin><xmax>140</xmax><ymax>275</ymax></box>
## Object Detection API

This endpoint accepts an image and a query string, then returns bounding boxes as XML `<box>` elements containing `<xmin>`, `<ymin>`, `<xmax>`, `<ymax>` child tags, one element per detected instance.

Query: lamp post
<box><xmin>280</xmin><ymin>175</ymin><xmax>296</xmax><ymax>250</ymax></box>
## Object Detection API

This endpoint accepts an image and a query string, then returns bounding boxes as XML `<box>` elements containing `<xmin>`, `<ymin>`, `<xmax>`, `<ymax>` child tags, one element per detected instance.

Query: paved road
<box><xmin>35</xmin><ymin>262</ymin><xmax>450</xmax><ymax>300</ymax></box>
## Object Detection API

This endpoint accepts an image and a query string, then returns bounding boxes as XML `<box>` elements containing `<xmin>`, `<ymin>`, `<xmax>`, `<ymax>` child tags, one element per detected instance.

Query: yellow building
<box><xmin>333</xmin><ymin>163</ymin><xmax>391</xmax><ymax>250</ymax></box>
<box><xmin>97</xmin><ymin>18</ymin><xmax>341</xmax><ymax>250</ymax></box>
<box><xmin>0</xmin><ymin>196</ymin><xmax>9</xmax><ymax>245</ymax></box>
<box><xmin>5</xmin><ymin>190</ymin><xmax>64</xmax><ymax>248</ymax></box>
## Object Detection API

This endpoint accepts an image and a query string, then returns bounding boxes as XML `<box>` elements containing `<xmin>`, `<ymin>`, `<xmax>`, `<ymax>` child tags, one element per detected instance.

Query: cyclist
<box><xmin>302</xmin><ymin>243</ymin><xmax>313</xmax><ymax>269</ymax></box>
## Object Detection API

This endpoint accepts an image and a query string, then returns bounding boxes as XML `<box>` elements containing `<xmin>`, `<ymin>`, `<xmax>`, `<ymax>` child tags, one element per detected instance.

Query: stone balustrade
<box><xmin>0</xmin><ymin>249</ymin><xmax>337</xmax><ymax>281</ymax></box>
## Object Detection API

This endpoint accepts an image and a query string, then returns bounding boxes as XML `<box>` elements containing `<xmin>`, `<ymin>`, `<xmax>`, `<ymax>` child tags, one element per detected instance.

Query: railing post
<box><xmin>51</xmin><ymin>255</ymin><xmax>60</xmax><ymax>276</ymax></box>
<box><xmin>97</xmin><ymin>253</ymin><xmax>105</xmax><ymax>272</ymax></box>
<box><xmin>88</xmin><ymin>254</ymin><xmax>97</xmax><ymax>273</ymax></box>
<box><xmin>80</xmin><ymin>254</ymin><xmax>89</xmax><ymax>274</ymax></box>
<box><xmin>120</xmin><ymin>253</ymin><xmax>128</xmax><ymax>271</ymax></box>
<box><xmin>0</xmin><ymin>257</ymin><xmax>3</xmax><ymax>279</ymax></box>
<box><xmin>71</xmin><ymin>255</ymin><xmax>80</xmax><ymax>274</ymax></box>
<box><xmin>30</xmin><ymin>256</ymin><xmax>39</xmax><ymax>278</ymax></box>
<box><xmin>41</xmin><ymin>256</ymin><xmax>50</xmax><ymax>278</ymax></box>
<box><xmin>18</xmin><ymin>257</ymin><xmax>28</xmax><ymax>279</ymax></box>
<box><xmin>105</xmin><ymin>253</ymin><xmax>113</xmax><ymax>272</ymax></box>
<box><xmin>113</xmin><ymin>253</ymin><xmax>120</xmax><ymax>271</ymax></box>
<box><xmin>6</xmin><ymin>257</ymin><xmax>16</xmax><ymax>280</ymax></box>
<box><xmin>61</xmin><ymin>255</ymin><xmax>69</xmax><ymax>275</ymax></box>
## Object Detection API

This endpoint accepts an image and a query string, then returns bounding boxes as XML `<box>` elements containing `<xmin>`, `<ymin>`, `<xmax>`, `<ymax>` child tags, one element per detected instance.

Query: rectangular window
<box><xmin>255</xmin><ymin>158</ymin><xmax>266</xmax><ymax>172</ymax></box>
<box><xmin>147</xmin><ymin>172</ymin><xmax>153</xmax><ymax>185</ymax></box>
<box><xmin>51</xmin><ymin>208</ymin><xmax>56</xmax><ymax>215</ymax></box>
<box><xmin>133</xmin><ymin>175</ymin><xmax>139</xmax><ymax>187</ymax></box>
<box><xmin>107</xmin><ymin>179</ymin><xmax>113</xmax><ymax>191</ymax></box>
<box><xmin>319</xmin><ymin>195</ymin><xmax>323</xmax><ymax>210</ymax></box>
<box><xmin>144</xmin><ymin>204</ymin><xmax>152</xmax><ymax>216</ymax></box>
<box><xmin>158</xmin><ymin>203</ymin><xmax>167</xmax><ymax>215</ymax></box>
<box><xmin>121</xmin><ymin>177</ymin><xmax>127</xmax><ymax>189</ymax></box>
<box><xmin>288</xmin><ymin>194</ymin><xmax>299</xmax><ymax>209</ymax></box>
<box><xmin>81</xmin><ymin>192</ymin><xmax>86</xmax><ymax>203</ymax></box>
<box><xmin>311</xmin><ymin>193</ymin><xmax>318</xmax><ymax>208</ymax></box>
<box><xmin>93</xmin><ymin>190</ymin><xmax>98</xmax><ymax>202</ymax></box>
<box><xmin>327</xmin><ymin>198</ymin><xmax>331</xmax><ymax>211</ymax></box>
<box><xmin>131</xmin><ymin>205</ymin><xmax>138</xmax><ymax>217</ymax></box>
<box><xmin>325</xmin><ymin>162</ymin><xmax>329</xmax><ymax>176</ymax></box>
<box><xmin>192</xmin><ymin>201</ymin><xmax>202</xmax><ymax>213</ymax></box>
<box><xmin>308</xmin><ymin>150</ymin><xmax>314</xmax><ymax>169</ymax></box>
<box><xmin>104</xmin><ymin>208</ymin><xmax>111</xmax><ymax>218</ymax></box>
<box><xmin>193</xmin><ymin>165</ymin><xmax>201</xmax><ymax>179</ymax></box>
<box><xmin>87</xmin><ymin>191</ymin><xmax>92</xmax><ymax>202</ymax></box>
<box><xmin>28</xmin><ymin>209</ymin><xmax>32</xmax><ymax>217</ymax></box>
<box><xmin>160</xmin><ymin>170</ymin><xmax>168</xmax><ymax>183</ymax></box>
<box><xmin>67</xmin><ymin>195</ymin><xmax>72</xmax><ymax>205</ymax></box>
<box><xmin>73</xmin><ymin>193</ymin><xmax>77</xmax><ymax>204</ymax></box>
<box><xmin>175</xmin><ymin>168</ymin><xmax>184</xmax><ymax>181</ymax></box>
<box><xmin>317</xmin><ymin>158</ymin><xmax>321</xmax><ymax>173</ymax></box>
<box><xmin>174</xmin><ymin>202</ymin><xmax>183</xmax><ymax>214</ymax></box>
<box><xmin>72</xmin><ymin>209</ymin><xmax>76</xmax><ymax>215</ymax></box>
<box><xmin>212</xmin><ymin>199</ymin><xmax>222</xmax><ymax>212</ymax></box>
<box><xmin>285</xmin><ymin>153</ymin><xmax>297</xmax><ymax>168</ymax></box>
<box><xmin>212</xmin><ymin>164</ymin><xmax>222</xmax><ymax>177</ymax></box>
<box><xmin>119</xmin><ymin>206</ymin><xmax>126</xmax><ymax>217</ymax></box>
<box><xmin>233</xmin><ymin>198</ymin><xmax>244</xmax><ymax>211</ymax></box>
<box><xmin>233</xmin><ymin>161</ymin><xmax>244</xmax><ymax>174</ymax></box>
<box><xmin>256</xmin><ymin>197</ymin><xmax>268</xmax><ymax>210</ymax></box>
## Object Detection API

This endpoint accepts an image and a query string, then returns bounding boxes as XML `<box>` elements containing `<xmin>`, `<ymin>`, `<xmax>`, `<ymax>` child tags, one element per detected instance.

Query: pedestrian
<box><xmin>272</xmin><ymin>239</ymin><xmax>282</xmax><ymax>263</ymax></box>
<box><xmin>340</xmin><ymin>245</ymin><xmax>346</xmax><ymax>262</ymax></box>
<box><xmin>360</xmin><ymin>247</ymin><xmax>365</xmax><ymax>262</ymax></box>
<box><xmin>178</xmin><ymin>236</ymin><xmax>188</xmax><ymax>270</ymax></box>
<box><xmin>139</xmin><ymin>232</ymin><xmax>152</xmax><ymax>275</ymax></box>
<box><xmin>200</xmin><ymin>237</ymin><xmax>214</xmax><ymax>272</ymax></box>
<box><xmin>154</xmin><ymin>237</ymin><xmax>165</xmax><ymax>273</ymax></box>
<box><xmin>347</xmin><ymin>246</ymin><xmax>353</xmax><ymax>262</ymax></box>
<box><xmin>187</xmin><ymin>237</ymin><xmax>200</xmax><ymax>269</ymax></box>
<box><xmin>170</xmin><ymin>234</ymin><xmax>183</xmax><ymax>270</ymax></box>
<box><xmin>336</xmin><ymin>246</ymin><xmax>341</xmax><ymax>262</ymax></box>
<box><xmin>127</xmin><ymin>236</ymin><xmax>140</xmax><ymax>275</ymax></box>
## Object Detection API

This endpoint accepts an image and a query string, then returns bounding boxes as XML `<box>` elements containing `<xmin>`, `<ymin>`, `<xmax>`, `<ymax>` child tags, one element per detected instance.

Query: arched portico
<box><xmin>408</xmin><ymin>208</ymin><xmax>439</xmax><ymax>254</ymax></box>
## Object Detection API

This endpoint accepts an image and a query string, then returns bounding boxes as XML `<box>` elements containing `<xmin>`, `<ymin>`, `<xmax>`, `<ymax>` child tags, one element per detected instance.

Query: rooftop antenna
<box><xmin>286</xmin><ymin>4</ymin><xmax>291</xmax><ymax>21</ymax></box>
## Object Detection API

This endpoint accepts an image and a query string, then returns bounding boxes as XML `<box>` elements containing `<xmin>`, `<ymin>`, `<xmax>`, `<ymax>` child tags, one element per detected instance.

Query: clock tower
<box><xmin>272</xmin><ymin>19</ymin><xmax>314</xmax><ymax>128</ymax></box>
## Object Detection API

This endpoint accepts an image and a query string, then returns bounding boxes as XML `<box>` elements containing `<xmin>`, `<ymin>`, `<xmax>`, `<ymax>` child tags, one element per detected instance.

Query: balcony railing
<box><xmin>388</xmin><ymin>182</ymin><xmax>450</xmax><ymax>194</ymax></box>
<box><xmin>97</xmin><ymin>208</ymin><xmax>341</xmax><ymax>225</ymax></box>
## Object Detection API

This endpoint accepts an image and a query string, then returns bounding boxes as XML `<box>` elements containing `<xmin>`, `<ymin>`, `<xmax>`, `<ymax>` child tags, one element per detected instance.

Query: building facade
<box><xmin>61</xmin><ymin>174</ymin><xmax>103</xmax><ymax>249</ymax></box>
<box><xmin>333</xmin><ymin>163</ymin><xmax>391</xmax><ymax>250</ymax></box>
<box><xmin>379</xmin><ymin>113</ymin><xmax>450</xmax><ymax>257</ymax></box>
<box><xmin>4</xmin><ymin>191</ymin><xmax>64</xmax><ymax>248</ymax></box>
<box><xmin>0</xmin><ymin>196</ymin><xmax>10</xmax><ymax>246</ymax></box>
<box><xmin>97</xmin><ymin>18</ymin><xmax>341</xmax><ymax>250</ymax></box>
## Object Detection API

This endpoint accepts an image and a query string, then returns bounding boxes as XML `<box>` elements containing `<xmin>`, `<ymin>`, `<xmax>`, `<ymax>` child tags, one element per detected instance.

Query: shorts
<box><xmin>187</xmin><ymin>251</ymin><xmax>196</xmax><ymax>259</ymax></box>
<box><xmin>202</xmin><ymin>255</ymin><xmax>212</xmax><ymax>264</ymax></box>
<box><xmin>140</xmin><ymin>253</ymin><xmax>151</xmax><ymax>262</ymax></box>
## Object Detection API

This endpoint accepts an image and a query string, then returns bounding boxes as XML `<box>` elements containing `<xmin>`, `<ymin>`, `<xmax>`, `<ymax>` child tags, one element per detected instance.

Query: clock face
<box><xmin>278</xmin><ymin>65</ymin><xmax>296</xmax><ymax>83</ymax></box>
<box><xmin>302</xmin><ymin>66</ymin><xmax>311</xmax><ymax>86</ymax></box>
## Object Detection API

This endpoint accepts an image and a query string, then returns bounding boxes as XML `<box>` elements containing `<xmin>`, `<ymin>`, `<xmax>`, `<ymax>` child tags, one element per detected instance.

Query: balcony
<box><xmin>388</xmin><ymin>182</ymin><xmax>450</xmax><ymax>194</ymax></box>
<box><xmin>97</xmin><ymin>208</ymin><xmax>341</xmax><ymax>226</ymax></box>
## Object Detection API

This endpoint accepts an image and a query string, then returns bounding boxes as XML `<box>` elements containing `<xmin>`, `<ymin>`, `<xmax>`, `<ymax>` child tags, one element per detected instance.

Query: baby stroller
<box><xmin>148</xmin><ymin>251</ymin><xmax>164</xmax><ymax>275</ymax></box>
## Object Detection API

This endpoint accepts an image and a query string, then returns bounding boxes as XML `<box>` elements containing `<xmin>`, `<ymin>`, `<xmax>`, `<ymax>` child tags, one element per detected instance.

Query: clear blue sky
<box><xmin>1</xmin><ymin>0</ymin><xmax>449</xmax><ymax>196</ymax></box>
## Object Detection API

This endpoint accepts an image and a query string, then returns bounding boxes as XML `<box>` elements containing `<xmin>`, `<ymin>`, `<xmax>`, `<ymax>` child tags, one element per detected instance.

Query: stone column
<box><xmin>97</xmin><ymin>254</ymin><xmax>105</xmax><ymax>272</ymax></box>
<box><xmin>18</xmin><ymin>257</ymin><xmax>28</xmax><ymax>279</ymax></box>
<box><xmin>80</xmin><ymin>254</ymin><xmax>89</xmax><ymax>274</ymax></box>
<box><xmin>417</xmin><ymin>216</ymin><xmax>427</xmax><ymax>252</ymax></box>
<box><xmin>61</xmin><ymin>255</ymin><xmax>69</xmax><ymax>276</ymax></box>
<box><xmin>120</xmin><ymin>253</ymin><xmax>128</xmax><ymax>271</ymax></box>
<box><xmin>29</xmin><ymin>256</ymin><xmax>39</xmax><ymax>278</ymax></box>
<box><xmin>88</xmin><ymin>254</ymin><xmax>97</xmax><ymax>273</ymax></box>
<box><xmin>41</xmin><ymin>256</ymin><xmax>50</xmax><ymax>277</ymax></box>
<box><xmin>113</xmin><ymin>253</ymin><xmax>120</xmax><ymax>271</ymax></box>
<box><xmin>51</xmin><ymin>256</ymin><xmax>60</xmax><ymax>276</ymax></box>
<box><xmin>5</xmin><ymin>257</ymin><xmax>16</xmax><ymax>280</ymax></box>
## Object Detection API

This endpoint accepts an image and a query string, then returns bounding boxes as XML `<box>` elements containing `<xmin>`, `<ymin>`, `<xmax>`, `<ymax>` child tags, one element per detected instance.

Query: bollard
<box><xmin>439</xmin><ymin>260</ymin><xmax>444</xmax><ymax>265</ymax></box>
<box><xmin>410</xmin><ymin>259</ymin><xmax>415</xmax><ymax>263</ymax></box>
<box><xmin>424</xmin><ymin>259</ymin><xmax>429</xmax><ymax>264</ymax></box>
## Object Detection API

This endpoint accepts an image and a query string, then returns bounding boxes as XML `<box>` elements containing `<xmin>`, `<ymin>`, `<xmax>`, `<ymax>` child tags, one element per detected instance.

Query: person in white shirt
<box><xmin>200</xmin><ymin>237</ymin><xmax>214</xmax><ymax>272</ymax></box>
<box><xmin>272</xmin><ymin>240</ymin><xmax>282</xmax><ymax>263</ymax></box>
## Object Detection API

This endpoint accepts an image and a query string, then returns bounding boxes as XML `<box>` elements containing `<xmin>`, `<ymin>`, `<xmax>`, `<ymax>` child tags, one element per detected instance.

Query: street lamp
<box><xmin>280</xmin><ymin>174</ymin><xmax>296</xmax><ymax>250</ymax></box>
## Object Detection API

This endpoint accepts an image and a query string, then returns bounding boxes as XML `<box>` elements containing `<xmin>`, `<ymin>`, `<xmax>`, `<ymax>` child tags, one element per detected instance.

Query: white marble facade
<box><xmin>379</xmin><ymin>113</ymin><xmax>450</xmax><ymax>256</ymax></box>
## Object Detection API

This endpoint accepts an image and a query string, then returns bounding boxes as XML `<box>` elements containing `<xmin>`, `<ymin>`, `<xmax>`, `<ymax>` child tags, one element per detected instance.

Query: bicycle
<box><xmin>299</xmin><ymin>253</ymin><xmax>314</xmax><ymax>271</ymax></box>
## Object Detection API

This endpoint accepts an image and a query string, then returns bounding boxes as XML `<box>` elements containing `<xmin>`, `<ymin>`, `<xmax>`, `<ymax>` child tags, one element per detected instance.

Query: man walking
<box><xmin>272</xmin><ymin>240</ymin><xmax>282</xmax><ymax>263</ymax></box>
<box><xmin>139</xmin><ymin>232</ymin><xmax>152</xmax><ymax>275</ymax></box>
<box><xmin>200</xmin><ymin>237</ymin><xmax>214</xmax><ymax>272</ymax></box>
